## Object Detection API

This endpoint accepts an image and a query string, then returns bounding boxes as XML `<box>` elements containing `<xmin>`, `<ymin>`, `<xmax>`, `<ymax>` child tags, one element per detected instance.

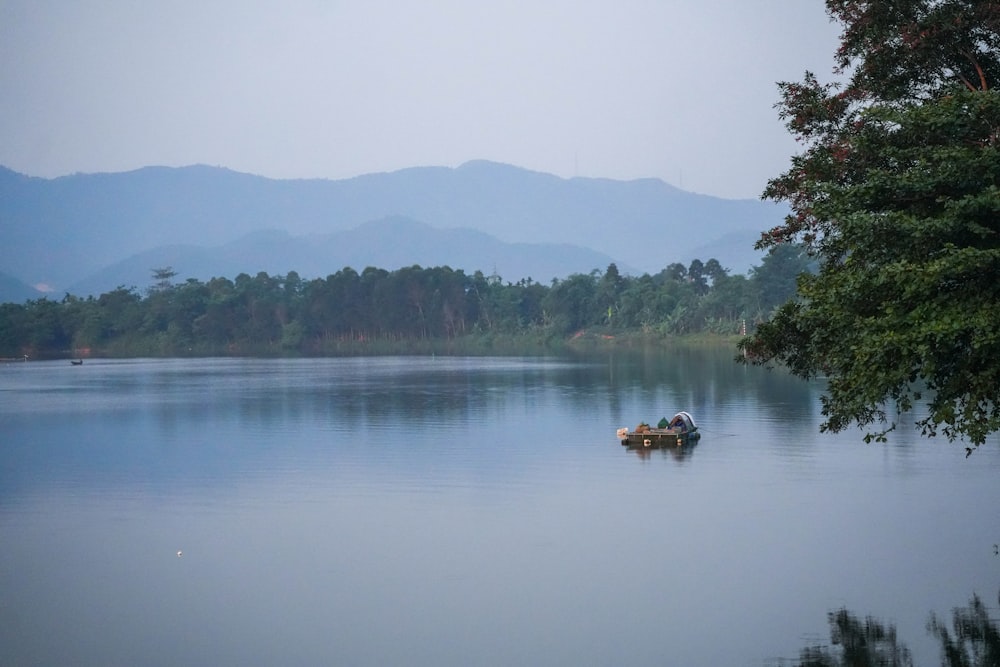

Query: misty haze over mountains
<box><xmin>0</xmin><ymin>160</ymin><xmax>784</xmax><ymax>301</ymax></box>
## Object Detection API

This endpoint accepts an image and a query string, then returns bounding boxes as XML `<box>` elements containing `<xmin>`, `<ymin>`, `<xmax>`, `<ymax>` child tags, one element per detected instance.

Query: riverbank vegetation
<box><xmin>0</xmin><ymin>246</ymin><xmax>809</xmax><ymax>358</ymax></box>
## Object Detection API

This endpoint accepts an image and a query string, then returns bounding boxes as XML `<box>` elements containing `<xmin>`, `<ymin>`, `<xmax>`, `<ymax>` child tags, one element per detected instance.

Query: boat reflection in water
<box><xmin>625</xmin><ymin>437</ymin><xmax>699</xmax><ymax>462</ymax></box>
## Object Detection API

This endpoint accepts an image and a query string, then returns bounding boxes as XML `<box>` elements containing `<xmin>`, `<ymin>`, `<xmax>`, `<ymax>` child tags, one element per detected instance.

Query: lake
<box><xmin>1</xmin><ymin>349</ymin><xmax>998</xmax><ymax>666</ymax></box>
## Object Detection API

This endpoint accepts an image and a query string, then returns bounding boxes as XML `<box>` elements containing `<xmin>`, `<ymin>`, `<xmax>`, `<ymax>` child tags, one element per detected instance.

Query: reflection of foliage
<box><xmin>928</xmin><ymin>594</ymin><xmax>1000</xmax><ymax>667</ymax></box>
<box><xmin>789</xmin><ymin>593</ymin><xmax>1000</xmax><ymax>667</ymax></box>
<box><xmin>796</xmin><ymin>608</ymin><xmax>912</xmax><ymax>667</ymax></box>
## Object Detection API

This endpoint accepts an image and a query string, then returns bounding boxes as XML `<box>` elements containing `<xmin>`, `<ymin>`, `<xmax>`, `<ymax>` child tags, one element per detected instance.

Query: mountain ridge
<box><xmin>66</xmin><ymin>216</ymin><xmax>629</xmax><ymax>297</ymax></box>
<box><xmin>0</xmin><ymin>160</ymin><xmax>781</xmax><ymax>298</ymax></box>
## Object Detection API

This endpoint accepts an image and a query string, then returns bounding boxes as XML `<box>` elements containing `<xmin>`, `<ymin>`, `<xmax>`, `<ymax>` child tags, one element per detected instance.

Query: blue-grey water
<box><xmin>1</xmin><ymin>350</ymin><xmax>998</xmax><ymax>666</ymax></box>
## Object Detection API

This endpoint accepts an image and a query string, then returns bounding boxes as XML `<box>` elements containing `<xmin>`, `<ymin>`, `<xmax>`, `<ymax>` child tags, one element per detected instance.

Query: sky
<box><xmin>0</xmin><ymin>1</ymin><xmax>844</xmax><ymax>200</ymax></box>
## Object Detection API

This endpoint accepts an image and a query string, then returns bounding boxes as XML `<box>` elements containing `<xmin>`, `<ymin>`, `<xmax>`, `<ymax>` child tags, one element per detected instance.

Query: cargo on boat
<box><xmin>617</xmin><ymin>411</ymin><xmax>700</xmax><ymax>448</ymax></box>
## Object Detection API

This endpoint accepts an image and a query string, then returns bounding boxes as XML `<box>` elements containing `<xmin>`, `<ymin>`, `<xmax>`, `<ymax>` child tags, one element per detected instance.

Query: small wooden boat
<box><xmin>70</xmin><ymin>359</ymin><xmax>83</xmax><ymax>365</ymax></box>
<box><xmin>617</xmin><ymin>411</ymin><xmax>700</xmax><ymax>448</ymax></box>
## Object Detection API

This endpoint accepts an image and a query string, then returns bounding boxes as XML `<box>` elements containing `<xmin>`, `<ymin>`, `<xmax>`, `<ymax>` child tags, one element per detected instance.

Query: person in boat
<box><xmin>669</xmin><ymin>415</ymin><xmax>686</xmax><ymax>431</ymax></box>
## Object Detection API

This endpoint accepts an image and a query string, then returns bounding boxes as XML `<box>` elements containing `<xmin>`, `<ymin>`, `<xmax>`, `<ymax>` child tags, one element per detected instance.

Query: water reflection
<box><xmin>580</xmin><ymin>345</ymin><xmax>821</xmax><ymax>445</ymax></box>
<box><xmin>622</xmin><ymin>439</ymin><xmax>699</xmax><ymax>463</ymax></box>
<box><xmin>3</xmin><ymin>346</ymin><xmax>817</xmax><ymax>423</ymax></box>
<box><xmin>3</xmin><ymin>352</ymin><xmax>999</xmax><ymax>667</ymax></box>
<box><xmin>6</xmin><ymin>352</ymin><xmax>769</xmax><ymax>499</ymax></box>
<box><xmin>774</xmin><ymin>591</ymin><xmax>1000</xmax><ymax>667</ymax></box>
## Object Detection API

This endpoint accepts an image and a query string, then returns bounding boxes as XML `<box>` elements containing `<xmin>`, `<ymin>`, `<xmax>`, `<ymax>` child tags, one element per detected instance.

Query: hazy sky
<box><xmin>0</xmin><ymin>1</ymin><xmax>843</xmax><ymax>199</ymax></box>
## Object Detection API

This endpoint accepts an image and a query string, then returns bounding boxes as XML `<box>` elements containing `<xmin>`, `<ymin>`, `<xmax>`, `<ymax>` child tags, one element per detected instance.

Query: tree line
<box><xmin>0</xmin><ymin>246</ymin><xmax>809</xmax><ymax>357</ymax></box>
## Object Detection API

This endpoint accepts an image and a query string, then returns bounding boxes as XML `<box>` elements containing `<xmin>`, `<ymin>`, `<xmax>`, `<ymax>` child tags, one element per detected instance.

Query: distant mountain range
<box><xmin>0</xmin><ymin>160</ymin><xmax>784</xmax><ymax>301</ymax></box>
<box><xmin>0</xmin><ymin>271</ymin><xmax>43</xmax><ymax>302</ymax></box>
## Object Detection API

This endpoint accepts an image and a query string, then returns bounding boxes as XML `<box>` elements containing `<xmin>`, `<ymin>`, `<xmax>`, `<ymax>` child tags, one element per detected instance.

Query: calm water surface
<box><xmin>1</xmin><ymin>350</ymin><xmax>998</xmax><ymax>666</ymax></box>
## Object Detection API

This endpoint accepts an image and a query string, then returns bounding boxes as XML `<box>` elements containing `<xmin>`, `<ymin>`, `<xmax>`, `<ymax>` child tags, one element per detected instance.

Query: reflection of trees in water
<box><xmin>180</xmin><ymin>348</ymin><xmax>814</xmax><ymax>435</ymax></box>
<box><xmin>928</xmin><ymin>594</ymin><xmax>1000</xmax><ymax>667</ymax></box>
<box><xmin>578</xmin><ymin>345</ymin><xmax>817</xmax><ymax>427</ymax></box>
<box><xmin>780</xmin><ymin>592</ymin><xmax>1000</xmax><ymax>667</ymax></box>
<box><xmin>792</xmin><ymin>609</ymin><xmax>913</xmax><ymax>667</ymax></box>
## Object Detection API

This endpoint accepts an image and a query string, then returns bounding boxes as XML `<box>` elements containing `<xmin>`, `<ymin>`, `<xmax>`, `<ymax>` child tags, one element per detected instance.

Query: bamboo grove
<box><xmin>0</xmin><ymin>246</ymin><xmax>808</xmax><ymax>357</ymax></box>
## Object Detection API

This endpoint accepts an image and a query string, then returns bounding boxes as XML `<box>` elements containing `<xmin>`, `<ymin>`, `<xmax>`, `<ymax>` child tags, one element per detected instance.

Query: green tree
<box><xmin>696</xmin><ymin>272</ymin><xmax>752</xmax><ymax>334</ymax></box>
<box><xmin>740</xmin><ymin>0</ymin><xmax>1000</xmax><ymax>447</ymax></box>
<box><xmin>687</xmin><ymin>258</ymin><xmax>709</xmax><ymax>295</ymax></box>
<box><xmin>149</xmin><ymin>266</ymin><xmax>178</xmax><ymax>294</ymax></box>
<box><xmin>0</xmin><ymin>302</ymin><xmax>27</xmax><ymax>355</ymax></box>
<box><xmin>703</xmin><ymin>258</ymin><xmax>728</xmax><ymax>286</ymax></box>
<box><xmin>237</xmin><ymin>272</ymin><xmax>285</xmax><ymax>344</ymax></box>
<box><xmin>596</xmin><ymin>263</ymin><xmax>625</xmax><ymax>324</ymax></box>
<box><xmin>618</xmin><ymin>274</ymin><xmax>673</xmax><ymax>330</ymax></box>
<box><xmin>652</xmin><ymin>265</ymin><xmax>700</xmax><ymax>334</ymax></box>
<box><xmin>98</xmin><ymin>286</ymin><xmax>143</xmax><ymax>340</ymax></box>
<box><xmin>192</xmin><ymin>277</ymin><xmax>237</xmax><ymax>346</ymax></box>
<box><xmin>22</xmin><ymin>298</ymin><xmax>71</xmax><ymax>353</ymax></box>
<box><xmin>662</xmin><ymin>262</ymin><xmax>687</xmax><ymax>282</ymax></box>
<box><xmin>164</xmin><ymin>278</ymin><xmax>208</xmax><ymax>348</ymax></box>
<box><xmin>543</xmin><ymin>271</ymin><xmax>598</xmax><ymax>333</ymax></box>
<box><xmin>749</xmin><ymin>244</ymin><xmax>813</xmax><ymax>316</ymax></box>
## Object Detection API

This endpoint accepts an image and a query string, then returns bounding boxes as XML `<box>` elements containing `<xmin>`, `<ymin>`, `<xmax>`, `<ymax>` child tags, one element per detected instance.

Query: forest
<box><xmin>0</xmin><ymin>245</ymin><xmax>809</xmax><ymax>358</ymax></box>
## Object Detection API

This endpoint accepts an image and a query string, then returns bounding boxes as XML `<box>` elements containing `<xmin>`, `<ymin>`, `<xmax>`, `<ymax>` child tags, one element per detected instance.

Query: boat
<box><xmin>617</xmin><ymin>411</ymin><xmax>701</xmax><ymax>448</ymax></box>
<box><xmin>70</xmin><ymin>359</ymin><xmax>83</xmax><ymax>365</ymax></box>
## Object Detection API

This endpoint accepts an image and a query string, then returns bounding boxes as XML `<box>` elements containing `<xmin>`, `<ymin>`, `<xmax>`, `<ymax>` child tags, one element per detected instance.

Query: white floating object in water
<box><xmin>176</xmin><ymin>550</ymin><xmax>183</xmax><ymax>557</ymax></box>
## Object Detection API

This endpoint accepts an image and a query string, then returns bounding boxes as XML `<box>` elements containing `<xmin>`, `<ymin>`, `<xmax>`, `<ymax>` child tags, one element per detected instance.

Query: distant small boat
<box><xmin>617</xmin><ymin>411</ymin><xmax>701</xmax><ymax>448</ymax></box>
<box><xmin>71</xmin><ymin>359</ymin><xmax>83</xmax><ymax>365</ymax></box>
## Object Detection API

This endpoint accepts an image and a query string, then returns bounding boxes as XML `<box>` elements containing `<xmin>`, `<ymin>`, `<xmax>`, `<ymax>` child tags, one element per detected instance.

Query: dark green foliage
<box><xmin>0</xmin><ymin>251</ymin><xmax>806</xmax><ymax>357</ymax></box>
<box><xmin>741</xmin><ymin>0</ymin><xmax>1000</xmax><ymax>446</ymax></box>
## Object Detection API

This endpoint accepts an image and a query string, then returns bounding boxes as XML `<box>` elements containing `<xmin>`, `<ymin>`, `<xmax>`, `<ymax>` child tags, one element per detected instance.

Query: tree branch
<box><xmin>958</xmin><ymin>50</ymin><xmax>990</xmax><ymax>91</ymax></box>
